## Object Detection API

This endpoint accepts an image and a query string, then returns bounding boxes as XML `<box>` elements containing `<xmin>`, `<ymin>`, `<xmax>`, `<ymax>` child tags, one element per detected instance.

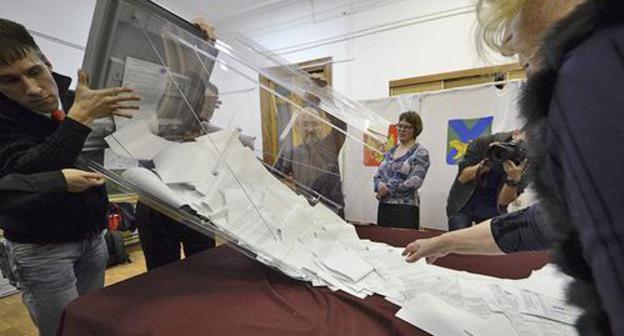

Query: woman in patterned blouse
<box><xmin>374</xmin><ymin>111</ymin><xmax>430</xmax><ymax>228</ymax></box>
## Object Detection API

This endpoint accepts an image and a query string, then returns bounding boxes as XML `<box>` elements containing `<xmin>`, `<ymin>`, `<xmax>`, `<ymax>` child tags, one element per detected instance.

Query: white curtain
<box><xmin>342</xmin><ymin>81</ymin><xmax>526</xmax><ymax>230</ymax></box>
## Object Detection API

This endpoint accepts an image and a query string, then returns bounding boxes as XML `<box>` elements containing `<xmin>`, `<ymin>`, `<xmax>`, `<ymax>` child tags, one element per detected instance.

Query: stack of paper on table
<box><xmin>106</xmin><ymin>125</ymin><xmax>581</xmax><ymax>335</ymax></box>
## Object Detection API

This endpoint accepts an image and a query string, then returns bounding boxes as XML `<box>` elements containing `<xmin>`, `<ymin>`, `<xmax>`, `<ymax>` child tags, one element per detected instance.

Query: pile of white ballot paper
<box><xmin>106</xmin><ymin>122</ymin><xmax>580</xmax><ymax>336</ymax></box>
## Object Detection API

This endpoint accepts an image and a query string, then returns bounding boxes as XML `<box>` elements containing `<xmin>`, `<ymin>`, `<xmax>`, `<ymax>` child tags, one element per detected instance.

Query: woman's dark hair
<box><xmin>398</xmin><ymin>111</ymin><xmax>423</xmax><ymax>138</ymax></box>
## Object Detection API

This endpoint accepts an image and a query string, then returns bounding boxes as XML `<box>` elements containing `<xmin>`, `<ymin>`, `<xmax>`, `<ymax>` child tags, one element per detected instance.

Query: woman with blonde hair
<box><xmin>403</xmin><ymin>0</ymin><xmax>624</xmax><ymax>334</ymax></box>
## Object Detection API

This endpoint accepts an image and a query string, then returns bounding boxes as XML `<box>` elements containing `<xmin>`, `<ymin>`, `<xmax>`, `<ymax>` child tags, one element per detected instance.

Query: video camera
<box><xmin>486</xmin><ymin>140</ymin><xmax>527</xmax><ymax>164</ymax></box>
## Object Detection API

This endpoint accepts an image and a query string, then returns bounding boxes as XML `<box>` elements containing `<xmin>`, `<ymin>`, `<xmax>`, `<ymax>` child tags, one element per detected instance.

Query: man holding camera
<box><xmin>445</xmin><ymin>130</ymin><xmax>527</xmax><ymax>231</ymax></box>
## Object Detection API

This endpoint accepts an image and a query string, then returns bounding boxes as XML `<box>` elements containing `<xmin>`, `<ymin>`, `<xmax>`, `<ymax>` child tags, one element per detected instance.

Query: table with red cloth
<box><xmin>59</xmin><ymin>226</ymin><xmax>550</xmax><ymax>336</ymax></box>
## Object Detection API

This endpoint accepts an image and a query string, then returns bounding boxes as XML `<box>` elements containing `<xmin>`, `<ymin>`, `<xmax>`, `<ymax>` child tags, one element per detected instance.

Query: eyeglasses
<box><xmin>396</xmin><ymin>123</ymin><xmax>413</xmax><ymax>130</ymax></box>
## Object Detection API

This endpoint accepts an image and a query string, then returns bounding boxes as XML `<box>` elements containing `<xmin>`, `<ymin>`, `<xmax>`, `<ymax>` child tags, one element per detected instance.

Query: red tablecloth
<box><xmin>59</xmin><ymin>226</ymin><xmax>549</xmax><ymax>336</ymax></box>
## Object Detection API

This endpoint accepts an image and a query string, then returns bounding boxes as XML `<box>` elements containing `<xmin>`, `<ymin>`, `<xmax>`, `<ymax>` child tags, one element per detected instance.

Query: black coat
<box><xmin>521</xmin><ymin>0</ymin><xmax>624</xmax><ymax>334</ymax></box>
<box><xmin>0</xmin><ymin>172</ymin><xmax>67</xmax><ymax>213</ymax></box>
<box><xmin>445</xmin><ymin>131</ymin><xmax>525</xmax><ymax>217</ymax></box>
<box><xmin>0</xmin><ymin>73</ymin><xmax>108</xmax><ymax>243</ymax></box>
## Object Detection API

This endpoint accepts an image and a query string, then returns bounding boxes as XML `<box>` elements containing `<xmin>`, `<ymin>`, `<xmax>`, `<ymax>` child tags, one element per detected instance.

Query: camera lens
<box><xmin>486</xmin><ymin>144</ymin><xmax>509</xmax><ymax>163</ymax></box>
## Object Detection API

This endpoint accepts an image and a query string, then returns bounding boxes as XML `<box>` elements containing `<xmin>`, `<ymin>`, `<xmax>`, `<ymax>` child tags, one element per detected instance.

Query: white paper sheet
<box><xmin>105</xmin><ymin>120</ymin><xmax>176</xmax><ymax>160</ymax></box>
<box><xmin>322</xmin><ymin>250</ymin><xmax>374</xmax><ymax>283</ymax></box>
<box><xmin>105</xmin><ymin>124</ymin><xmax>583</xmax><ymax>335</ymax></box>
<box><xmin>518</xmin><ymin>290</ymin><xmax>580</xmax><ymax>325</ymax></box>
<box><xmin>506</xmin><ymin>264</ymin><xmax>572</xmax><ymax>300</ymax></box>
<box><xmin>103</xmin><ymin>148</ymin><xmax>139</xmax><ymax>169</ymax></box>
<box><xmin>117</xmin><ymin>56</ymin><xmax>168</xmax><ymax>130</ymax></box>
<box><xmin>396</xmin><ymin>294</ymin><xmax>517</xmax><ymax>336</ymax></box>
<box><xmin>121</xmin><ymin>167</ymin><xmax>185</xmax><ymax>208</ymax></box>
<box><xmin>153</xmin><ymin>141</ymin><xmax>218</xmax><ymax>184</ymax></box>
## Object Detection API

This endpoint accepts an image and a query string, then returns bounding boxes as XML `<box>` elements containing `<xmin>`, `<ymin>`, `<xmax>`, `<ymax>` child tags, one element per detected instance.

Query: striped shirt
<box><xmin>373</xmin><ymin>143</ymin><xmax>430</xmax><ymax>206</ymax></box>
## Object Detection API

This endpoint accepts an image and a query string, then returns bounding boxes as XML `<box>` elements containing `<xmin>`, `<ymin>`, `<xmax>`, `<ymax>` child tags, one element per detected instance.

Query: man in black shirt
<box><xmin>0</xmin><ymin>169</ymin><xmax>105</xmax><ymax>213</ymax></box>
<box><xmin>0</xmin><ymin>18</ymin><xmax>138</xmax><ymax>336</ymax></box>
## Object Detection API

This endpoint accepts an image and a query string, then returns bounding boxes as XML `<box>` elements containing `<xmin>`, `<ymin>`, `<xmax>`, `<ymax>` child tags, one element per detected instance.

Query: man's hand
<box><xmin>62</xmin><ymin>169</ymin><xmax>105</xmax><ymax>193</ymax></box>
<box><xmin>192</xmin><ymin>17</ymin><xmax>216</xmax><ymax>41</ymax></box>
<box><xmin>402</xmin><ymin>236</ymin><xmax>449</xmax><ymax>264</ymax></box>
<box><xmin>458</xmin><ymin>159</ymin><xmax>489</xmax><ymax>184</ymax></box>
<box><xmin>282</xmin><ymin>174</ymin><xmax>297</xmax><ymax>192</ymax></box>
<box><xmin>67</xmin><ymin>70</ymin><xmax>140</xmax><ymax>127</ymax></box>
<box><xmin>502</xmin><ymin>159</ymin><xmax>527</xmax><ymax>182</ymax></box>
<box><xmin>477</xmin><ymin>158</ymin><xmax>491</xmax><ymax>175</ymax></box>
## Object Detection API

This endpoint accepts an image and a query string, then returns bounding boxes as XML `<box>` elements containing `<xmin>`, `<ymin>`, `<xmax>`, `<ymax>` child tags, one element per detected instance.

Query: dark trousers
<box><xmin>447</xmin><ymin>211</ymin><xmax>492</xmax><ymax>231</ymax></box>
<box><xmin>136</xmin><ymin>202</ymin><xmax>215</xmax><ymax>270</ymax></box>
<box><xmin>377</xmin><ymin>203</ymin><xmax>419</xmax><ymax>229</ymax></box>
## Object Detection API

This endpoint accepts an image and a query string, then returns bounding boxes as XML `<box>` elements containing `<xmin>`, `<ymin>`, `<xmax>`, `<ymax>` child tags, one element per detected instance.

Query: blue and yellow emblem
<box><xmin>446</xmin><ymin>116</ymin><xmax>493</xmax><ymax>165</ymax></box>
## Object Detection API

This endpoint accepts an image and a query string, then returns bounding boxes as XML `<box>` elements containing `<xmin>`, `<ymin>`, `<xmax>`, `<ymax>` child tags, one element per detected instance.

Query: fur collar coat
<box><xmin>520</xmin><ymin>0</ymin><xmax>624</xmax><ymax>334</ymax></box>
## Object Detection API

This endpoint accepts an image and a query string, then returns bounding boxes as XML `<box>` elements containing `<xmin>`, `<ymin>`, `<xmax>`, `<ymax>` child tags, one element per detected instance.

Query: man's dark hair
<box><xmin>0</xmin><ymin>18</ymin><xmax>42</xmax><ymax>66</ymax></box>
<box><xmin>399</xmin><ymin>111</ymin><xmax>424</xmax><ymax>138</ymax></box>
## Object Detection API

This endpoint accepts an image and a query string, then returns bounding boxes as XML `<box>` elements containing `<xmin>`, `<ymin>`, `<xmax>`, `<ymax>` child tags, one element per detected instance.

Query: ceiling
<box><xmin>158</xmin><ymin>0</ymin><xmax>412</xmax><ymax>33</ymax></box>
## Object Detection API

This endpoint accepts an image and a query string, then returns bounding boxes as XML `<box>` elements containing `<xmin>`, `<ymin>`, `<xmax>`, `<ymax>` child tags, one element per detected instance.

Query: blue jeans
<box><xmin>5</xmin><ymin>234</ymin><xmax>108</xmax><ymax>336</ymax></box>
<box><xmin>448</xmin><ymin>212</ymin><xmax>496</xmax><ymax>231</ymax></box>
<box><xmin>447</xmin><ymin>212</ymin><xmax>474</xmax><ymax>231</ymax></box>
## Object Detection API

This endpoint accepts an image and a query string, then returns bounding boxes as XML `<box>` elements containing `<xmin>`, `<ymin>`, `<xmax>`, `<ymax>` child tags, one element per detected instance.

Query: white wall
<box><xmin>245</xmin><ymin>0</ymin><xmax>513</xmax><ymax>100</ymax></box>
<box><xmin>1</xmin><ymin>0</ymin><xmax>227</xmax><ymax>84</ymax></box>
<box><xmin>3</xmin><ymin>0</ymin><xmax>513</xmax><ymax>98</ymax></box>
<box><xmin>3</xmin><ymin>0</ymin><xmax>97</xmax><ymax>85</ymax></box>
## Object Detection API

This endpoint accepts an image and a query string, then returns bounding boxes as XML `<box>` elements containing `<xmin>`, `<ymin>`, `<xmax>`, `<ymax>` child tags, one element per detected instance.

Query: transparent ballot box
<box><xmin>81</xmin><ymin>0</ymin><xmax>391</xmax><ymax>279</ymax></box>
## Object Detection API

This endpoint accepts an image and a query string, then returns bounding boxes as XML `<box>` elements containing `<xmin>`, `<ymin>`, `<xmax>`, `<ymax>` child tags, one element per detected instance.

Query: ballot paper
<box><xmin>111</xmin><ymin>127</ymin><xmax>582</xmax><ymax>336</ymax></box>
<box><xmin>322</xmin><ymin>250</ymin><xmax>374</xmax><ymax>283</ymax></box>
<box><xmin>505</xmin><ymin>264</ymin><xmax>573</xmax><ymax>300</ymax></box>
<box><xmin>121</xmin><ymin>167</ymin><xmax>185</xmax><ymax>208</ymax></box>
<box><xmin>275</xmin><ymin>204</ymin><xmax>314</xmax><ymax>241</ymax></box>
<box><xmin>105</xmin><ymin>120</ymin><xmax>176</xmax><ymax>160</ymax></box>
<box><xmin>387</xmin><ymin>264</ymin><xmax>580</xmax><ymax>335</ymax></box>
<box><xmin>509</xmin><ymin>314</ymin><xmax>579</xmax><ymax>336</ymax></box>
<box><xmin>103</xmin><ymin>148</ymin><xmax>139</xmax><ymax>170</ymax></box>
<box><xmin>518</xmin><ymin>290</ymin><xmax>581</xmax><ymax>324</ymax></box>
<box><xmin>396</xmin><ymin>294</ymin><xmax>517</xmax><ymax>336</ymax></box>
<box><xmin>117</xmin><ymin>57</ymin><xmax>168</xmax><ymax>129</ymax></box>
<box><xmin>314</xmin><ymin>224</ymin><xmax>359</xmax><ymax>241</ymax></box>
<box><xmin>153</xmin><ymin>142</ymin><xmax>217</xmax><ymax>184</ymax></box>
